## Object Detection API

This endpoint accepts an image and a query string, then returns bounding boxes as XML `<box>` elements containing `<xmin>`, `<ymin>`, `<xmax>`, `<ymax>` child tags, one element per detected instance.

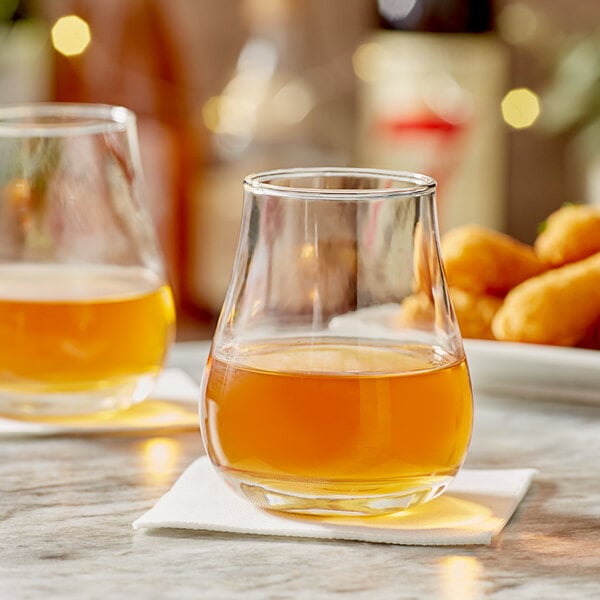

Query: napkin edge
<box><xmin>132</xmin><ymin>517</ymin><xmax>495</xmax><ymax>546</ymax></box>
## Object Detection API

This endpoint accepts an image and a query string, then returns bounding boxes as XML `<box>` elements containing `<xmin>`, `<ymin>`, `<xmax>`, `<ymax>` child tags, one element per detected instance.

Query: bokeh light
<box><xmin>51</xmin><ymin>15</ymin><xmax>92</xmax><ymax>57</ymax></box>
<box><xmin>272</xmin><ymin>80</ymin><xmax>313</xmax><ymax>125</ymax></box>
<box><xmin>352</xmin><ymin>42</ymin><xmax>386</xmax><ymax>83</ymax></box>
<box><xmin>497</xmin><ymin>3</ymin><xmax>539</xmax><ymax>46</ymax></box>
<box><xmin>501</xmin><ymin>88</ymin><xmax>541</xmax><ymax>129</ymax></box>
<box><xmin>202</xmin><ymin>96</ymin><xmax>222</xmax><ymax>132</ymax></box>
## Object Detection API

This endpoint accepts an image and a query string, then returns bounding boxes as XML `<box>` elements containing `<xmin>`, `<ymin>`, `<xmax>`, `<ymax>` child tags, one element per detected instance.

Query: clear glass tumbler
<box><xmin>201</xmin><ymin>168</ymin><xmax>472</xmax><ymax>516</ymax></box>
<box><xmin>0</xmin><ymin>103</ymin><xmax>175</xmax><ymax>420</ymax></box>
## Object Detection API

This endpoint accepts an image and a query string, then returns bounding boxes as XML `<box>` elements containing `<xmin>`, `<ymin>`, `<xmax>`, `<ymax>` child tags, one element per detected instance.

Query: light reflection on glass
<box><xmin>300</xmin><ymin>243</ymin><xmax>316</xmax><ymax>260</ymax></box>
<box><xmin>439</xmin><ymin>555</ymin><xmax>483</xmax><ymax>600</ymax></box>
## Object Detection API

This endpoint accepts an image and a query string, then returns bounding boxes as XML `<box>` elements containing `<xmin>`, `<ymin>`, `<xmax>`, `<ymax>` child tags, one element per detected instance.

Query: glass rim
<box><xmin>244</xmin><ymin>167</ymin><xmax>436</xmax><ymax>200</ymax></box>
<box><xmin>0</xmin><ymin>102</ymin><xmax>135</xmax><ymax>137</ymax></box>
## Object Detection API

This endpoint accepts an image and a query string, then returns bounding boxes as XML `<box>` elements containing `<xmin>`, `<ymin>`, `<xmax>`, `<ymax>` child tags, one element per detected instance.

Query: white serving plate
<box><xmin>464</xmin><ymin>339</ymin><xmax>600</xmax><ymax>405</ymax></box>
<box><xmin>167</xmin><ymin>341</ymin><xmax>211</xmax><ymax>380</ymax></box>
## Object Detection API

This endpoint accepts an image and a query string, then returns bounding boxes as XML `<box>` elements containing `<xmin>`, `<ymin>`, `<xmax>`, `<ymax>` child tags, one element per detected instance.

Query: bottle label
<box><xmin>356</xmin><ymin>32</ymin><xmax>509</xmax><ymax>232</ymax></box>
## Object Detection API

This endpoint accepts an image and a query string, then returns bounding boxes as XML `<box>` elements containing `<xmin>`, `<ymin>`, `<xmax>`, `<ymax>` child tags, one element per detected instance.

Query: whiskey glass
<box><xmin>0</xmin><ymin>104</ymin><xmax>175</xmax><ymax>420</ymax></box>
<box><xmin>201</xmin><ymin>168</ymin><xmax>472</xmax><ymax>516</ymax></box>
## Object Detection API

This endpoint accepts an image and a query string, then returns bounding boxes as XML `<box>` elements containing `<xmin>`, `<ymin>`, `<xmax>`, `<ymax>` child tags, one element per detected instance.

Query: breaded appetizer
<box><xmin>441</xmin><ymin>225</ymin><xmax>546</xmax><ymax>296</ymax></box>
<box><xmin>450</xmin><ymin>288</ymin><xmax>503</xmax><ymax>340</ymax></box>
<box><xmin>492</xmin><ymin>252</ymin><xmax>600</xmax><ymax>346</ymax></box>
<box><xmin>534</xmin><ymin>204</ymin><xmax>600</xmax><ymax>267</ymax></box>
<box><xmin>399</xmin><ymin>287</ymin><xmax>502</xmax><ymax>340</ymax></box>
<box><xmin>397</xmin><ymin>292</ymin><xmax>433</xmax><ymax>329</ymax></box>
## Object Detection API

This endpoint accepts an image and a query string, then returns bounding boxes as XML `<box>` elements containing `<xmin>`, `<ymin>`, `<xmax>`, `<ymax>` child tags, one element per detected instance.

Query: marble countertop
<box><xmin>1</xmin><ymin>343</ymin><xmax>600</xmax><ymax>599</ymax></box>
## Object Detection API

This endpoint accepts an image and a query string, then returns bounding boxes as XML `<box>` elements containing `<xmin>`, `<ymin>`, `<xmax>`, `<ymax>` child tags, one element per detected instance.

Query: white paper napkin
<box><xmin>0</xmin><ymin>368</ymin><xmax>201</xmax><ymax>436</ymax></box>
<box><xmin>133</xmin><ymin>456</ymin><xmax>536</xmax><ymax>546</ymax></box>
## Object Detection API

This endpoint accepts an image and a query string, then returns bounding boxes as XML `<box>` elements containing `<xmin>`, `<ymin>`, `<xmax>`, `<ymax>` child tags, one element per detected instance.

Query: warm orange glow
<box><xmin>439</xmin><ymin>555</ymin><xmax>483</xmax><ymax>600</ymax></box>
<box><xmin>300</xmin><ymin>243</ymin><xmax>315</xmax><ymax>260</ymax></box>
<box><xmin>142</xmin><ymin>437</ymin><xmax>181</xmax><ymax>485</ymax></box>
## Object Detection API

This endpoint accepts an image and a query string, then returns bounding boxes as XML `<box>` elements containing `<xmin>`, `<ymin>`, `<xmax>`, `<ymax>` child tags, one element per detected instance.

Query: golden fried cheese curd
<box><xmin>534</xmin><ymin>204</ymin><xmax>600</xmax><ymax>267</ymax></box>
<box><xmin>399</xmin><ymin>287</ymin><xmax>502</xmax><ymax>340</ymax></box>
<box><xmin>441</xmin><ymin>225</ymin><xmax>547</xmax><ymax>296</ymax></box>
<box><xmin>492</xmin><ymin>252</ymin><xmax>600</xmax><ymax>346</ymax></box>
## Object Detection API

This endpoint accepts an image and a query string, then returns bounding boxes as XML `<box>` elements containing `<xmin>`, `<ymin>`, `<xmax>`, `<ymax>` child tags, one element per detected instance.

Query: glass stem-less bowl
<box><xmin>200</xmin><ymin>168</ymin><xmax>472</xmax><ymax>516</ymax></box>
<box><xmin>0</xmin><ymin>103</ymin><xmax>175</xmax><ymax>420</ymax></box>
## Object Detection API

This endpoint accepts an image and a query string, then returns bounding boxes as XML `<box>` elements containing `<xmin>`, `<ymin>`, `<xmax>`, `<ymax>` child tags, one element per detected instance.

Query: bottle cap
<box><xmin>378</xmin><ymin>0</ymin><xmax>494</xmax><ymax>33</ymax></box>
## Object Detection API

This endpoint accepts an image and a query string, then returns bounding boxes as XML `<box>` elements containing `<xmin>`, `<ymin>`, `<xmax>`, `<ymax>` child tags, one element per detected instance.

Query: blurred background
<box><xmin>1</xmin><ymin>0</ymin><xmax>599</xmax><ymax>339</ymax></box>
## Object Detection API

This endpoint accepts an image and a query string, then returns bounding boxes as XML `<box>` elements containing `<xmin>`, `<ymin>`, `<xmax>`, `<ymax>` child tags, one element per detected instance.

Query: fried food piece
<box><xmin>441</xmin><ymin>225</ymin><xmax>547</xmax><ymax>296</ymax></box>
<box><xmin>534</xmin><ymin>204</ymin><xmax>600</xmax><ymax>267</ymax></box>
<box><xmin>397</xmin><ymin>293</ymin><xmax>433</xmax><ymax>329</ymax></box>
<box><xmin>492</xmin><ymin>252</ymin><xmax>600</xmax><ymax>346</ymax></box>
<box><xmin>450</xmin><ymin>288</ymin><xmax>503</xmax><ymax>340</ymax></box>
<box><xmin>399</xmin><ymin>287</ymin><xmax>502</xmax><ymax>340</ymax></box>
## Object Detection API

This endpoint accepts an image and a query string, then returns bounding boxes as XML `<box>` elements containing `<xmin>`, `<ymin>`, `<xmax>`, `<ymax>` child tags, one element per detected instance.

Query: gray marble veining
<box><xmin>1</xmin><ymin>346</ymin><xmax>600</xmax><ymax>599</ymax></box>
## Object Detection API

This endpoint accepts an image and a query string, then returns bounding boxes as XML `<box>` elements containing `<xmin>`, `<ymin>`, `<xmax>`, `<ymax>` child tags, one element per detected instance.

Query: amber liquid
<box><xmin>0</xmin><ymin>264</ymin><xmax>176</xmax><ymax>418</ymax></box>
<box><xmin>203</xmin><ymin>340</ymin><xmax>473</xmax><ymax>514</ymax></box>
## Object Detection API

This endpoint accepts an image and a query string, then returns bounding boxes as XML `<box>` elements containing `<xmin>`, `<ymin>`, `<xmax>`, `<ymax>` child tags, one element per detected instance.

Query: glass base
<box><xmin>0</xmin><ymin>373</ymin><xmax>157</xmax><ymax>421</ymax></box>
<box><xmin>218</xmin><ymin>467</ymin><xmax>455</xmax><ymax>516</ymax></box>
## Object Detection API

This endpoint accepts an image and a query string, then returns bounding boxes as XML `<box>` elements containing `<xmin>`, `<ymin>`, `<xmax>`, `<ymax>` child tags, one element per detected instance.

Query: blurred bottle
<box><xmin>187</xmin><ymin>0</ymin><xmax>346</xmax><ymax>314</ymax></box>
<box><xmin>0</xmin><ymin>0</ymin><xmax>52</xmax><ymax>104</ymax></box>
<box><xmin>355</xmin><ymin>0</ymin><xmax>510</xmax><ymax>232</ymax></box>
<box><xmin>50</xmin><ymin>0</ymin><xmax>192</xmax><ymax>304</ymax></box>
